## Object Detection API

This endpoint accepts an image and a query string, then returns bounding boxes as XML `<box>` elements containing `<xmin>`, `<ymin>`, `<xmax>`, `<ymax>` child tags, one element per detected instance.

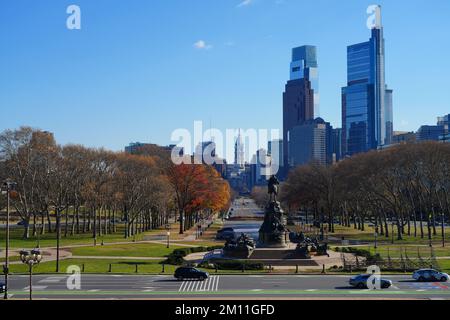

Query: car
<box><xmin>17</xmin><ymin>220</ymin><xmax>27</xmax><ymax>226</ymax></box>
<box><xmin>413</xmin><ymin>269</ymin><xmax>449</xmax><ymax>282</ymax></box>
<box><xmin>0</xmin><ymin>281</ymin><xmax>5</xmax><ymax>293</ymax></box>
<box><xmin>349</xmin><ymin>274</ymin><xmax>393</xmax><ymax>289</ymax></box>
<box><xmin>174</xmin><ymin>267</ymin><xmax>209</xmax><ymax>281</ymax></box>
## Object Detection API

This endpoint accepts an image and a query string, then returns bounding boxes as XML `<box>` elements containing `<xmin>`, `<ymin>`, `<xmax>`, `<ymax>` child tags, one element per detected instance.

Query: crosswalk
<box><xmin>178</xmin><ymin>276</ymin><xmax>220</xmax><ymax>292</ymax></box>
<box><xmin>38</xmin><ymin>276</ymin><xmax>65</xmax><ymax>284</ymax></box>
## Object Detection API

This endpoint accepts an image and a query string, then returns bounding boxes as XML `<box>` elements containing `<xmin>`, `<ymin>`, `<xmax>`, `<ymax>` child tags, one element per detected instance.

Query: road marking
<box><xmin>215</xmin><ymin>275</ymin><xmax>220</xmax><ymax>291</ymax></box>
<box><xmin>39</xmin><ymin>276</ymin><xmax>65</xmax><ymax>284</ymax></box>
<box><xmin>23</xmin><ymin>286</ymin><xmax>48</xmax><ymax>291</ymax></box>
<box><xmin>179</xmin><ymin>277</ymin><xmax>220</xmax><ymax>292</ymax></box>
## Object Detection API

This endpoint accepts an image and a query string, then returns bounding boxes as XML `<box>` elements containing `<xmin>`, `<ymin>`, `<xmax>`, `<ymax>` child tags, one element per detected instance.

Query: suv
<box><xmin>413</xmin><ymin>269</ymin><xmax>449</xmax><ymax>282</ymax></box>
<box><xmin>174</xmin><ymin>267</ymin><xmax>209</xmax><ymax>281</ymax></box>
<box><xmin>0</xmin><ymin>281</ymin><xmax>5</xmax><ymax>293</ymax></box>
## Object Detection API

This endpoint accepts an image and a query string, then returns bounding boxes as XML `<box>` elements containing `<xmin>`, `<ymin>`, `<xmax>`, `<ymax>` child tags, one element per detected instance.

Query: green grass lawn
<box><xmin>438</xmin><ymin>259</ymin><xmax>450</xmax><ymax>273</ymax></box>
<box><xmin>8</xmin><ymin>258</ymin><xmax>176</xmax><ymax>274</ymax></box>
<box><xmin>0</xmin><ymin>255</ymin><xmax>20</xmax><ymax>263</ymax></box>
<box><xmin>0</xmin><ymin>225</ymin><xmax>170</xmax><ymax>249</ymax></box>
<box><xmin>7</xmin><ymin>258</ymin><xmax>283</xmax><ymax>275</ymax></box>
<box><xmin>335</xmin><ymin>244</ymin><xmax>450</xmax><ymax>258</ymax></box>
<box><xmin>69</xmin><ymin>243</ymin><xmax>185</xmax><ymax>257</ymax></box>
<box><xmin>328</xmin><ymin>224</ymin><xmax>450</xmax><ymax>245</ymax></box>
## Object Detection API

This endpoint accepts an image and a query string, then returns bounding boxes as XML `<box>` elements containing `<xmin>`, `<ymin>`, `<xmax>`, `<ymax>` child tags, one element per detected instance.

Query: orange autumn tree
<box><xmin>166</xmin><ymin>163</ymin><xmax>231</xmax><ymax>234</ymax></box>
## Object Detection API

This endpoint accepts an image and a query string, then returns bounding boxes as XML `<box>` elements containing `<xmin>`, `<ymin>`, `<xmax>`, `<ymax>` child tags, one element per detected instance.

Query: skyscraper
<box><xmin>342</xmin><ymin>5</ymin><xmax>393</xmax><ymax>156</ymax></box>
<box><xmin>331</xmin><ymin>128</ymin><xmax>343</xmax><ymax>162</ymax></box>
<box><xmin>288</xmin><ymin>118</ymin><xmax>332</xmax><ymax>167</ymax></box>
<box><xmin>268</xmin><ymin>139</ymin><xmax>283</xmax><ymax>173</ymax></box>
<box><xmin>234</xmin><ymin>130</ymin><xmax>245</xmax><ymax>169</ymax></box>
<box><xmin>283</xmin><ymin>45</ymin><xmax>318</xmax><ymax>174</ymax></box>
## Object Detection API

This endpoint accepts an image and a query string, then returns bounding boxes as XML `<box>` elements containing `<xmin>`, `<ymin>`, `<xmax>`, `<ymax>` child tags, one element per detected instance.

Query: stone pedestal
<box><xmin>258</xmin><ymin>201</ymin><xmax>288</xmax><ymax>248</ymax></box>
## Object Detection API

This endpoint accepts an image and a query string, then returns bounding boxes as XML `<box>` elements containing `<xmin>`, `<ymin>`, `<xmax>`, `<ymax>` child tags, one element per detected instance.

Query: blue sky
<box><xmin>1</xmin><ymin>0</ymin><xmax>449</xmax><ymax>155</ymax></box>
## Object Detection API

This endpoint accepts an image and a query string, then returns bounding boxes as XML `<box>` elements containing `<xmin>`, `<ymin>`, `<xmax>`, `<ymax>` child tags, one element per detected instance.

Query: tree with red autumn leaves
<box><xmin>166</xmin><ymin>163</ymin><xmax>230</xmax><ymax>234</ymax></box>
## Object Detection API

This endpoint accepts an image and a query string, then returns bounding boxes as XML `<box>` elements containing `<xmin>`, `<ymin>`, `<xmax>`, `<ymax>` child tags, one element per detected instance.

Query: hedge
<box><xmin>163</xmin><ymin>246</ymin><xmax>223</xmax><ymax>265</ymax></box>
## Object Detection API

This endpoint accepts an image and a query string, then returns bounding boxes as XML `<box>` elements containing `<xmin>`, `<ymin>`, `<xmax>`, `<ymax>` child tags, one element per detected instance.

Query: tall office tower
<box><xmin>234</xmin><ymin>130</ymin><xmax>245</xmax><ymax>169</ymax></box>
<box><xmin>283</xmin><ymin>45</ymin><xmax>318</xmax><ymax>174</ymax></box>
<box><xmin>268</xmin><ymin>139</ymin><xmax>283</xmax><ymax>176</ymax></box>
<box><xmin>385</xmin><ymin>89</ymin><xmax>394</xmax><ymax>145</ymax></box>
<box><xmin>342</xmin><ymin>5</ymin><xmax>393</xmax><ymax>156</ymax></box>
<box><xmin>288</xmin><ymin>118</ymin><xmax>332</xmax><ymax>167</ymax></box>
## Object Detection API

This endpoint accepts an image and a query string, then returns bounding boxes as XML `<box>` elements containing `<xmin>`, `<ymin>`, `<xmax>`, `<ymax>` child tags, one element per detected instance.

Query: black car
<box><xmin>0</xmin><ymin>281</ymin><xmax>5</xmax><ymax>293</ymax></box>
<box><xmin>349</xmin><ymin>274</ymin><xmax>393</xmax><ymax>289</ymax></box>
<box><xmin>174</xmin><ymin>267</ymin><xmax>209</xmax><ymax>281</ymax></box>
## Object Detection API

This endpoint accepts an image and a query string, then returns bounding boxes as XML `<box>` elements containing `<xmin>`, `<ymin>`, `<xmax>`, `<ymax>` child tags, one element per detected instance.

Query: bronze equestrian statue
<box><xmin>267</xmin><ymin>175</ymin><xmax>280</xmax><ymax>202</ymax></box>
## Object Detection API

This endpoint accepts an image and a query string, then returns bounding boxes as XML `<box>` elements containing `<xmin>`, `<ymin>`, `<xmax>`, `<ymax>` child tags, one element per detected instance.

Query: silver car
<box><xmin>413</xmin><ymin>269</ymin><xmax>449</xmax><ymax>282</ymax></box>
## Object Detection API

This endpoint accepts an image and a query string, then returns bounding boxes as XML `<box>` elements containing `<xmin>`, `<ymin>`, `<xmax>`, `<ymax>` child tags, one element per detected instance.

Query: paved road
<box><xmin>225</xmin><ymin>198</ymin><xmax>264</xmax><ymax>240</ymax></box>
<box><xmin>6</xmin><ymin>274</ymin><xmax>450</xmax><ymax>299</ymax></box>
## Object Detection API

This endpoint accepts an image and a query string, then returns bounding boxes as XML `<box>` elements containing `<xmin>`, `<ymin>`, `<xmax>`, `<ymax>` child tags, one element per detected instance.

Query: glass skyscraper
<box><xmin>290</xmin><ymin>46</ymin><xmax>320</xmax><ymax>116</ymax></box>
<box><xmin>342</xmin><ymin>6</ymin><xmax>393</xmax><ymax>155</ymax></box>
<box><xmin>283</xmin><ymin>45</ymin><xmax>318</xmax><ymax>175</ymax></box>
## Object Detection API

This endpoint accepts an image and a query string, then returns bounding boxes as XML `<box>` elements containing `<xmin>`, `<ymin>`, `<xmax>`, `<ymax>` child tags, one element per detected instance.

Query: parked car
<box><xmin>0</xmin><ymin>281</ymin><xmax>5</xmax><ymax>293</ymax></box>
<box><xmin>174</xmin><ymin>267</ymin><xmax>209</xmax><ymax>281</ymax></box>
<box><xmin>413</xmin><ymin>269</ymin><xmax>449</xmax><ymax>282</ymax></box>
<box><xmin>349</xmin><ymin>274</ymin><xmax>393</xmax><ymax>289</ymax></box>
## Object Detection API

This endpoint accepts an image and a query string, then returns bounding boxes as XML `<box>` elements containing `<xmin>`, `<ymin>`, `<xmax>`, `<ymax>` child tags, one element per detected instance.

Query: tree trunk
<box><xmin>179</xmin><ymin>210</ymin><xmax>184</xmax><ymax>234</ymax></box>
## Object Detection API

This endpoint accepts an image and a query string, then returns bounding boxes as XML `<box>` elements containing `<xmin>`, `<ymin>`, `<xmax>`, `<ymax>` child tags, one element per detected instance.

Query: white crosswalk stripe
<box><xmin>178</xmin><ymin>276</ymin><xmax>220</xmax><ymax>292</ymax></box>
<box><xmin>23</xmin><ymin>285</ymin><xmax>48</xmax><ymax>291</ymax></box>
<box><xmin>38</xmin><ymin>276</ymin><xmax>65</xmax><ymax>284</ymax></box>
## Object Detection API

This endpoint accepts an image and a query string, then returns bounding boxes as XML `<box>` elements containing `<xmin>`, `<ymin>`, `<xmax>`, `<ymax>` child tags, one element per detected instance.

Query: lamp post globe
<box><xmin>20</xmin><ymin>248</ymin><xmax>42</xmax><ymax>300</ymax></box>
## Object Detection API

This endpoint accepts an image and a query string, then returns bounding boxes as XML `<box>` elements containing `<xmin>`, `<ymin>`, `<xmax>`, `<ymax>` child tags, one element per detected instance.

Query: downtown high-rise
<box><xmin>283</xmin><ymin>45</ymin><xmax>318</xmax><ymax>174</ymax></box>
<box><xmin>342</xmin><ymin>5</ymin><xmax>393</xmax><ymax>156</ymax></box>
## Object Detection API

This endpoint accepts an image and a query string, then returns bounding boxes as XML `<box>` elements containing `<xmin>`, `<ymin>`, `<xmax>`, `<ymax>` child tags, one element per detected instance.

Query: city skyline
<box><xmin>1</xmin><ymin>0</ymin><xmax>449</xmax><ymax>156</ymax></box>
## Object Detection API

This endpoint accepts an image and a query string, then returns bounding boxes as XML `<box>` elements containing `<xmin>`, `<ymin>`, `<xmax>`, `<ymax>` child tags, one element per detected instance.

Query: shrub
<box><xmin>164</xmin><ymin>246</ymin><xmax>223</xmax><ymax>266</ymax></box>
<box><xmin>335</xmin><ymin>247</ymin><xmax>383</xmax><ymax>264</ymax></box>
<box><xmin>205</xmin><ymin>259</ymin><xmax>264</xmax><ymax>271</ymax></box>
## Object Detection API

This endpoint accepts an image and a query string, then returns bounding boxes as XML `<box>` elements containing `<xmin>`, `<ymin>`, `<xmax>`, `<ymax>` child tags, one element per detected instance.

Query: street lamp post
<box><xmin>2</xmin><ymin>180</ymin><xmax>17</xmax><ymax>300</ymax></box>
<box><xmin>19</xmin><ymin>249</ymin><xmax>42</xmax><ymax>301</ymax></box>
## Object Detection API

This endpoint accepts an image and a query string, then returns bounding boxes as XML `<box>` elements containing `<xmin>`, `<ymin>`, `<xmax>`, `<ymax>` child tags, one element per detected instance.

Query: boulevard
<box><xmin>6</xmin><ymin>273</ymin><xmax>450</xmax><ymax>299</ymax></box>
